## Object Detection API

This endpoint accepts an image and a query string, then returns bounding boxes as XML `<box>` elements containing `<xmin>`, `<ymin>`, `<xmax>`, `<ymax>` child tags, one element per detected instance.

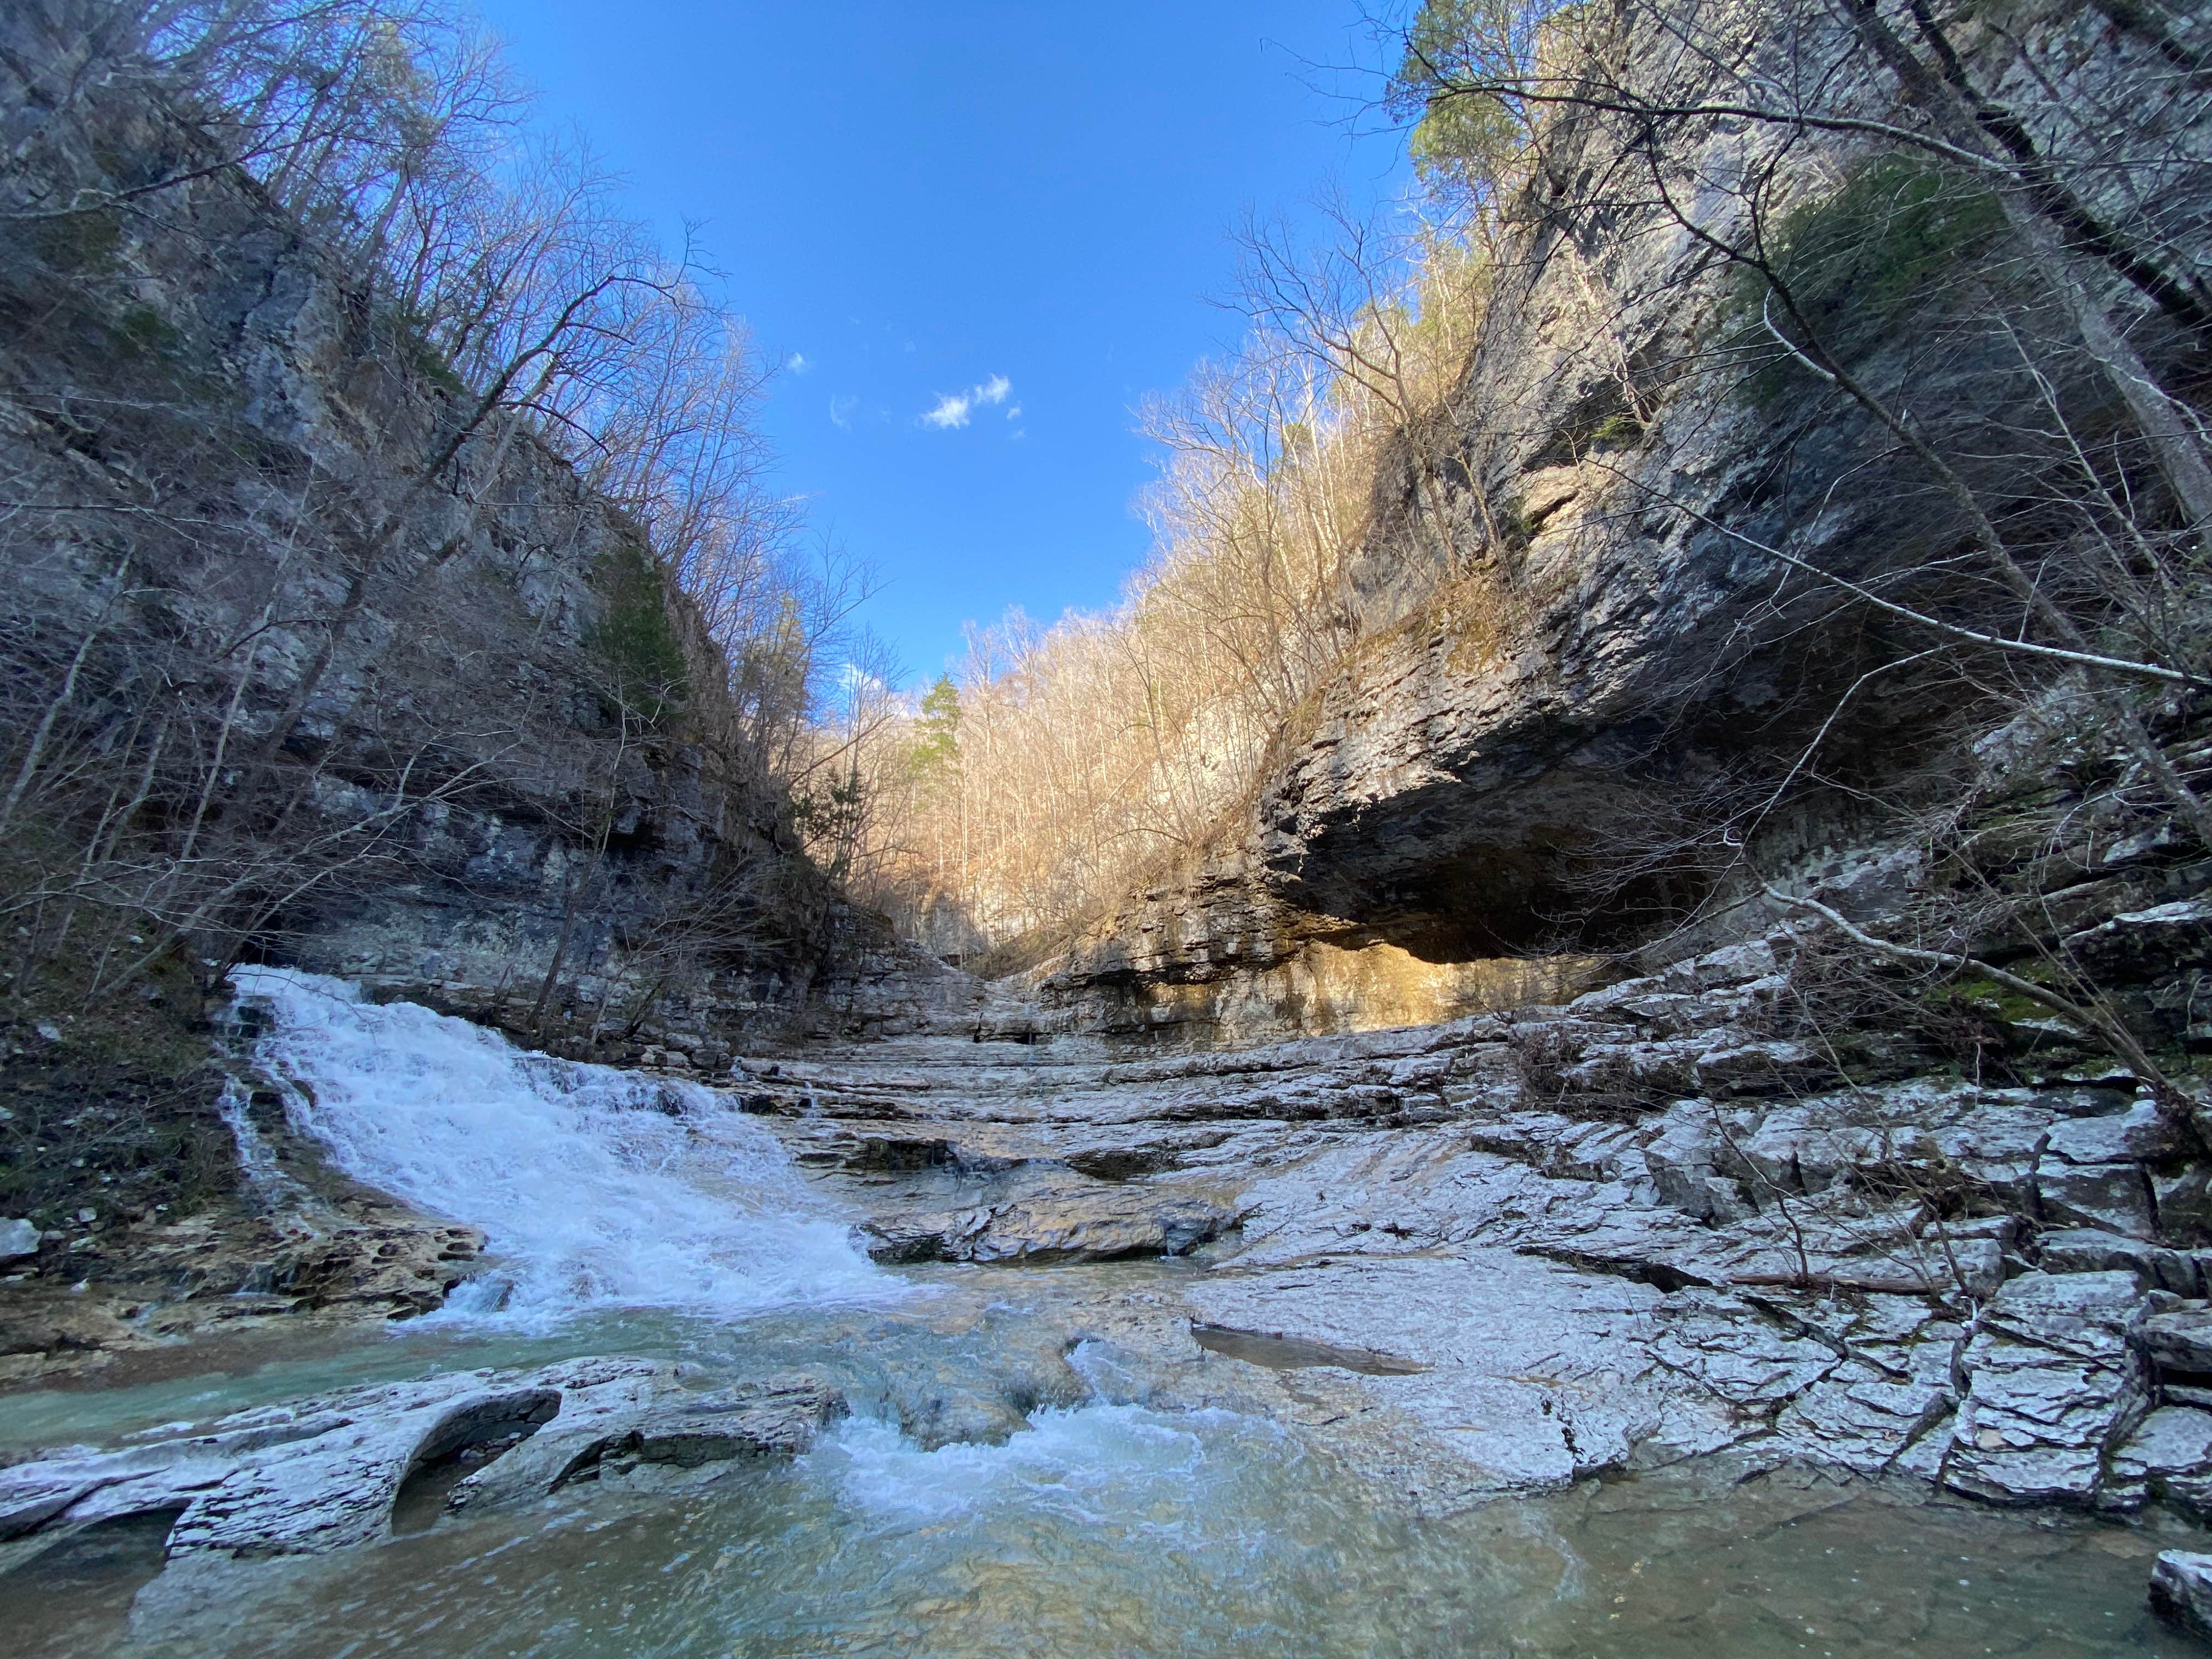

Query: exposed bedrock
<box><xmin>0</xmin><ymin>4</ymin><xmax>854</xmax><ymax>1064</ymax></box>
<box><xmin>1031</xmin><ymin>0</ymin><xmax>2211</xmax><ymax>1043</ymax></box>
<box><xmin>10</xmin><ymin>10</ymin><xmax>2212</xmax><ymax>1622</ymax></box>
<box><xmin>0</xmin><ymin>1360</ymin><xmax>843</xmax><ymax>1566</ymax></box>
<box><xmin>18</xmin><ymin>917</ymin><xmax>2212</xmax><ymax>1561</ymax></box>
<box><xmin>739</xmin><ymin>922</ymin><xmax>2212</xmax><ymax>1517</ymax></box>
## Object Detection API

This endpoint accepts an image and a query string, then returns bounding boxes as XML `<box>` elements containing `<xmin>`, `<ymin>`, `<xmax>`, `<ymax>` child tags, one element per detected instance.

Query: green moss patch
<box><xmin>1734</xmin><ymin>158</ymin><xmax>2004</xmax><ymax>402</ymax></box>
<box><xmin>584</xmin><ymin>543</ymin><xmax>691</xmax><ymax>730</ymax></box>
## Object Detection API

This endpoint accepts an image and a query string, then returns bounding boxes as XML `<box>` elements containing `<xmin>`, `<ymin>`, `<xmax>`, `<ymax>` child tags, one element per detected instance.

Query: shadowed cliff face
<box><xmin>1036</xmin><ymin>0</ymin><xmax>2212</xmax><ymax>1040</ymax></box>
<box><xmin>0</xmin><ymin>4</ymin><xmax>834</xmax><ymax>1062</ymax></box>
<box><xmin>0</xmin><ymin>6</ymin><xmax>879</xmax><ymax>1369</ymax></box>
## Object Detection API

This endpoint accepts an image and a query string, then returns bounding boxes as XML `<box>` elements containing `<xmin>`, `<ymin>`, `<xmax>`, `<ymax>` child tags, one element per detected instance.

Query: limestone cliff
<box><xmin>1035</xmin><ymin>0</ymin><xmax>2212</xmax><ymax>1043</ymax></box>
<box><xmin>0</xmin><ymin>2</ymin><xmax>834</xmax><ymax>1068</ymax></box>
<box><xmin>0</xmin><ymin>3</ymin><xmax>845</xmax><ymax>1359</ymax></box>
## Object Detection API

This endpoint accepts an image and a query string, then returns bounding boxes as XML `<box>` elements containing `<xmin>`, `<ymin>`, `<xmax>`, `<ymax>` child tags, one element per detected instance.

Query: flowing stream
<box><xmin>5</xmin><ymin>974</ymin><xmax>2207</xmax><ymax>1656</ymax></box>
<box><xmin>232</xmin><ymin>969</ymin><xmax>888</xmax><ymax>1324</ymax></box>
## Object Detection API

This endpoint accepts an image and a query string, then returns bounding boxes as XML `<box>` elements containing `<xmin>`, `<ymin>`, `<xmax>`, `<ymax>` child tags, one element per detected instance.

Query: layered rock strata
<box><xmin>740</xmin><ymin>923</ymin><xmax>2212</xmax><ymax>1515</ymax></box>
<box><xmin>1031</xmin><ymin>0</ymin><xmax>2211</xmax><ymax>1040</ymax></box>
<box><xmin>1</xmin><ymin>3</ymin><xmax>836</xmax><ymax>1061</ymax></box>
<box><xmin>0</xmin><ymin>1359</ymin><xmax>841</xmax><ymax>1565</ymax></box>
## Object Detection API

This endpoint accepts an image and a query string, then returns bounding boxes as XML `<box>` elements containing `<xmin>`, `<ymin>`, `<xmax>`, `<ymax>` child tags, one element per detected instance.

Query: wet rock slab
<box><xmin>2152</xmin><ymin>1550</ymin><xmax>2212</xmax><ymax>1640</ymax></box>
<box><xmin>1942</xmin><ymin>1272</ymin><xmax>2152</xmax><ymax>1507</ymax></box>
<box><xmin>0</xmin><ymin>1358</ymin><xmax>843</xmax><ymax>1566</ymax></box>
<box><xmin>864</xmin><ymin>1185</ymin><xmax>1237</xmax><ymax>1264</ymax></box>
<box><xmin>721</xmin><ymin>923</ymin><xmax>2212</xmax><ymax>1528</ymax></box>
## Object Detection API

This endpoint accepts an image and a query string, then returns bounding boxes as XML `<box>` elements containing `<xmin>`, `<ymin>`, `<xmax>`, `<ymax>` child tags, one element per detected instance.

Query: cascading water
<box><xmin>815</xmin><ymin>1399</ymin><xmax>1229</xmax><ymax>1527</ymax></box>
<box><xmin>5</xmin><ymin>972</ymin><xmax>2196</xmax><ymax>1659</ymax></box>
<box><xmin>229</xmin><ymin>967</ymin><xmax>888</xmax><ymax>1325</ymax></box>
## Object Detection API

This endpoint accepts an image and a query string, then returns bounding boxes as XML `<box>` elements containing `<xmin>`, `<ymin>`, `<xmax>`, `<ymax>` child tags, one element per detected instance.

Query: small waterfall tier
<box><xmin>232</xmin><ymin>968</ymin><xmax>887</xmax><ymax>1325</ymax></box>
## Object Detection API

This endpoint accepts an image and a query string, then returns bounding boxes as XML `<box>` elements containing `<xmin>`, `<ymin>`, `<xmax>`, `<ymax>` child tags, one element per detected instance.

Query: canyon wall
<box><xmin>1034</xmin><ymin>0</ymin><xmax>2211</xmax><ymax>1043</ymax></box>
<box><xmin>1</xmin><ymin>3</ymin><xmax>842</xmax><ymax>1072</ymax></box>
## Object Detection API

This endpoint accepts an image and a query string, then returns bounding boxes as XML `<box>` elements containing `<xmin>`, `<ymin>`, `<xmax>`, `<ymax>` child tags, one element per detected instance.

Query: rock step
<box><xmin>0</xmin><ymin>1359</ymin><xmax>843</xmax><ymax>1563</ymax></box>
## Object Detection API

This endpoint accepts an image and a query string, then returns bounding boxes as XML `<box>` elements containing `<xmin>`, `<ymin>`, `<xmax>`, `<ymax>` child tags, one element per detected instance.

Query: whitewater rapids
<box><xmin>229</xmin><ymin>967</ymin><xmax>888</xmax><ymax>1326</ymax></box>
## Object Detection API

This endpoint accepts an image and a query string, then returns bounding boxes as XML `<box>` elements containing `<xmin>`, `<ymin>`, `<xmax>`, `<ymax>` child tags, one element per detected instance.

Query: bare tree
<box><xmin>1375</xmin><ymin>0</ymin><xmax>2212</xmax><ymax>1125</ymax></box>
<box><xmin>0</xmin><ymin>1</ymin><xmax>840</xmax><ymax>1031</ymax></box>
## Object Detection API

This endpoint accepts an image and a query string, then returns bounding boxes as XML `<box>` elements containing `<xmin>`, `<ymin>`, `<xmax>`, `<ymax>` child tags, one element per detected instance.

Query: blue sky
<box><xmin>473</xmin><ymin>1</ymin><xmax>1409</xmax><ymax>682</ymax></box>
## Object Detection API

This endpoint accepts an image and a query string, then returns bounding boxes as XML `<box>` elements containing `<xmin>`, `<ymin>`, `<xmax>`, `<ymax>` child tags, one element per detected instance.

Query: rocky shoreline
<box><xmin>13</xmin><ymin>926</ymin><xmax>2212</xmax><ymax>1636</ymax></box>
<box><xmin>0</xmin><ymin>1060</ymin><xmax>485</xmax><ymax>1389</ymax></box>
<box><xmin>0</xmin><ymin>1358</ymin><xmax>842</xmax><ymax>1564</ymax></box>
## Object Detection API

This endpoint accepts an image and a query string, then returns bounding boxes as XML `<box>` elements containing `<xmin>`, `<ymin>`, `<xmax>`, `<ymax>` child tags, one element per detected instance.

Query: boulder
<box><xmin>1558</xmin><ymin>1038</ymin><xmax>1702</xmax><ymax>1099</ymax></box>
<box><xmin>0</xmin><ymin>1219</ymin><xmax>36</xmax><ymax>1262</ymax></box>
<box><xmin>2038</xmin><ymin>1229</ymin><xmax>2198</xmax><ymax>1296</ymax></box>
<box><xmin>571</xmin><ymin>1376</ymin><xmax>847</xmax><ymax>1493</ymax></box>
<box><xmin>867</xmin><ymin>1189</ymin><xmax>1235</xmax><ymax>1265</ymax></box>
<box><xmin>622</xmin><ymin>1376</ymin><xmax>844</xmax><ymax>1464</ymax></box>
<box><xmin>2142</xmin><ymin>1310</ymin><xmax>2212</xmax><ymax>1374</ymax></box>
<box><xmin>2157</xmin><ymin>1167</ymin><xmax>2212</xmax><ymax>1243</ymax></box>
<box><xmin>2068</xmin><ymin>900</ymin><xmax>2212</xmax><ymax>980</ymax></box>
<box><xmin>2036</xmin><ymin>1160</ymin><xmax>2157</xmax><ymax>1240</ymax></box>
<box><xmin>2109</xmin><ymin>1407</ymin><xmax>2212</xmax><ymax>1515</ymax></box>
<box><xmin>1692</xmin><ymin>1040</ymin><xmax>1816</xmax><ymax>1097</ymax></box>
<box><xmin>0</xmin><ymin>1357</ymin><xmax>844</xmax><ymax>1561</ymax></box>
<box><xmin>1642</xmin><ymin>1108</ymin><xmax>1753</xmax><ymax>1223</ymax></box>
<box><xmin>2043</xmin><ymin>1102</ymin><xmax>2177</xmax><ymax>1165</ymax></box>
<box><xmin>1736</xmin><ymin>1107</ymin><xmax>1887</xmax><ymax>1195</ymax></box>
<box><xmin>2152</xmin><ymin>1550</ymin><xmax>2212</xmax><ymax>1640</ymax></box>
<box><xmin>1923</xmin><ymin>1099</ymin><xmax>2053</xmax><ymax>1206</ymax></box>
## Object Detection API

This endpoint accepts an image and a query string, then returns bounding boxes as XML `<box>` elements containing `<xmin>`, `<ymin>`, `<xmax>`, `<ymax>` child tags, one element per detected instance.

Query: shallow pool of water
<box><xmin>9</xmin><ymin>1296</ymin><xmax>2209</xmax><ymax>1659</ymax></box>
<box><xmin>10</xmin><ymin>973</ymin><xmax>2204</xmax><ymax>1656</ymax></box>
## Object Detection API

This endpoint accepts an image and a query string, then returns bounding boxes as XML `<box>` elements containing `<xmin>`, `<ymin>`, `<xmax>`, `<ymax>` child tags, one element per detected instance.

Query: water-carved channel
<box><xmin>7</xmin><ymin>974</ymin><xmax>2209</xmax><ymax>1658</ymax></box>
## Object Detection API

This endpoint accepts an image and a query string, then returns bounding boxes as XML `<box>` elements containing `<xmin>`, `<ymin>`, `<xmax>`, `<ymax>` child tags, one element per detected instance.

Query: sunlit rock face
<box><xmin>1035</xmin><ymin>0</ymin><xmax>2210</xmax><ymax>1039</ymax></box>
<box><xmin>1024</xmin><ymin>840</ymin><xmax>1615</xmax><ymax>1044</ymax></box>
<box><xmin>1051</xmin><ymin>931</ymin><xmax>1608</xmax><ymax>1046</ymax></box>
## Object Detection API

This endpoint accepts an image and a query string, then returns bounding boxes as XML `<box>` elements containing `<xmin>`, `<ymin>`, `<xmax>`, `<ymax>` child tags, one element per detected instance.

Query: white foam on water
<box><xmin>812</xmin><ymin>1402</ymin><xmax>1226</xmax><ymax>1528</ymax></box>
<box><xmin>230</xmin><ymin>967</ymin><xmax>889</xmax><ymax>1326</ymax></box>
<box><xmin>212</xmin><ymin>1074</ymin><xmax>289</xmax><ymax>1192</ymax></box>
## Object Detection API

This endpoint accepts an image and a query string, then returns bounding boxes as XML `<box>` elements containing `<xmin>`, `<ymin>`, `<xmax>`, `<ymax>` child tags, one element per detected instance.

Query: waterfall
<box><xmin>230</xmin><ymin>968</ymin><xmax>888</xmax><ymax>1325</ymax></box>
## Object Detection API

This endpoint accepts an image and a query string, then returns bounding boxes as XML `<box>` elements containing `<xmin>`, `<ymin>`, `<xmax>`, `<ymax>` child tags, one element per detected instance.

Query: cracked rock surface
<box><xmin>737</xmin><ymin>927</ymin><xmax>2212</xmax><ymax>1517</ymax></box>
<box><xmin>0</xmin><ymin>1359</ymin><xmax>841</xmax><ymax>1566</ymax></box>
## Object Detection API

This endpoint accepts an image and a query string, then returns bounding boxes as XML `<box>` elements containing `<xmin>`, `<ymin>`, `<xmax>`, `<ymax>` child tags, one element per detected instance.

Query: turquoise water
<box><xmin>7</xmin><ymin>1291</ymin><xmax>2208</xmax><ymax>1659</ymax></box>
<box><xmin>6</xmin><ymin>974</ymin><xmax>2204</xmax><ymax>1656</ymax></box>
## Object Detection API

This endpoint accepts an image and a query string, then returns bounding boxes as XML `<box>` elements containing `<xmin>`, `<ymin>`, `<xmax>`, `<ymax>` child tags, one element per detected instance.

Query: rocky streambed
<box><xmin>12</xmin><ymin>953</ymin><xmax>2212</xmax><ymax>1654</ymax></box>
<box><xmin>738</xmin><ymin>927</ymin><xmax>2212</xmax><ymax>1519</ymax></box>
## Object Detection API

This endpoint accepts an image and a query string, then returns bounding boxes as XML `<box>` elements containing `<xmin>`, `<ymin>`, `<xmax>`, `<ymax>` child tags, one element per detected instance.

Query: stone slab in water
<box><xmin>1190</xmin><ymin>1321</ymin><xmax>1429</xmax><ymax>1375</ymax></box>
<box><xmin>2152</xmin><ymin>1550</ymin><xmax>2212</xmax><ymax>1640</ymax></box>
<box><xmin>0</xmin><ymin>1357</ymin><xmax>843</xmax><ymax>1565</ymax></box>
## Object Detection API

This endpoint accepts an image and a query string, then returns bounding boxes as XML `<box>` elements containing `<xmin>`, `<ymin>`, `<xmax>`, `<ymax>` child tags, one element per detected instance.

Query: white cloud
<box><xmin>1005</xmin><ymin>403</ymin><xmax>1022</xmax><ymax>420</ymax></box>
<box><xmin>786</xmin><ymin>352</ymin><xmax>810</xmax><ymax>375</ymax></box>
<box><xmin>922</xmin><ymin>391</ymin><xmax>974</xmax><ymax>430</ymax></box>
<box><xmin>830</xmin><ymin>394</ymin><xmax>857</xmax><ymax>430</ymax></box>
<box><xmin>922</xmin><ymin>374</ymin><xmax>1013</xmax><ymax>431</ymax></box>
